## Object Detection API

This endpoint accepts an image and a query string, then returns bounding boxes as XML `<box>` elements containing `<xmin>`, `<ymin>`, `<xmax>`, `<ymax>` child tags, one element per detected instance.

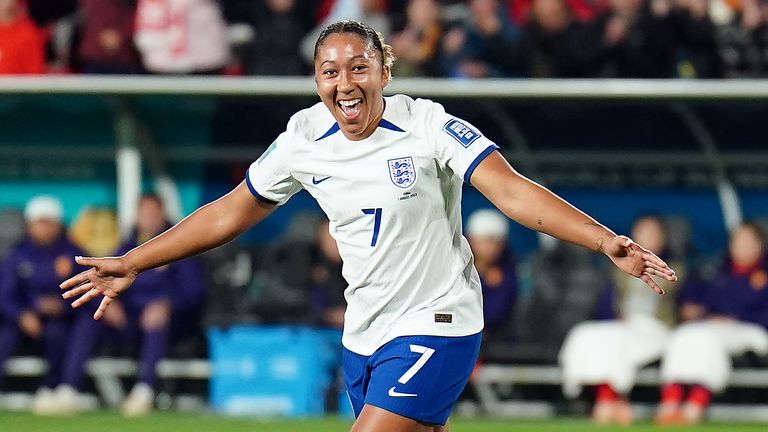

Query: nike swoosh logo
<box><xmin>312</xmin><ymin>175</ymin><xmax>331</xmax><ymax>185</ymax></box>
<box><xmin>388</xmin><ymin>387</ymin><xmax>417</xmax><ymax>397</ymax></box>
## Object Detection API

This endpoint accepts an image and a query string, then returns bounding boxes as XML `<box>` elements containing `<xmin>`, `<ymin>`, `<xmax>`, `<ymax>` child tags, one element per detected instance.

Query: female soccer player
<box><xmin>60</xmin><ymin>20</ymin><xmax>676</xmax><ymax>432</ymax></box>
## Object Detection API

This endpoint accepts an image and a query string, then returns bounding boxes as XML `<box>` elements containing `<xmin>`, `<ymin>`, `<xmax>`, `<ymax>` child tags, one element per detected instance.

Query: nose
<box><xmin>338</xmin><ymin>70</ymin><xmax>354</xmax><ymax>93</ymax></box>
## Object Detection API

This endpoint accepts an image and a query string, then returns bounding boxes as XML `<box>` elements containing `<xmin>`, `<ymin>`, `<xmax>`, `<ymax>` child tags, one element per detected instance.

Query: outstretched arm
<box><xmin>61</xmin><ymin>181</ymin><xmax>276</xmax><ymax>318</ymax></box>
<box><xmin>470</xmin><ymin>151</ymin><xmax>676</xmax><ymax>293</ymax></box>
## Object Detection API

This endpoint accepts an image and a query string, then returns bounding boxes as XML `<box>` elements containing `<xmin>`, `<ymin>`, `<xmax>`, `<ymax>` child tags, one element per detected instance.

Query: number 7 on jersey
<box><xmin>361</xmin><ymin>208</ymin><xmax>383</xmax><ymax>247</ymax></box>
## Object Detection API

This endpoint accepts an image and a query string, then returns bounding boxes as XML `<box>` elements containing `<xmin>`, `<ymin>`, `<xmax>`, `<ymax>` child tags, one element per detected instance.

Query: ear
<box><xmin>382</xmin><ymin>65</ymin><xmax>392</xmax><ymax>89</ymax></box>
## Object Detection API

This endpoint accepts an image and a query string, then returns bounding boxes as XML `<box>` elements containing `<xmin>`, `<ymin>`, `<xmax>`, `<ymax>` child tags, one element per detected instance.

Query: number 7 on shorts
<box><xmin>398</xmin><ymin>345</ymin><xmax>436</xmax><ymax>384</ymax></box>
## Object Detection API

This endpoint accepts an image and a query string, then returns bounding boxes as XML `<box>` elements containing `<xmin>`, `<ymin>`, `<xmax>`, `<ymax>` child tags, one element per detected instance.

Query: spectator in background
<box><xmin>559</xmin><ymin>215</ymin><xmax>683</xmax><ymax>425</ymax></box>
<box><xmin>669</xmin><ymin>0</ymin><xmax>723</xmax><ymax>78</ymax></box>
<box><xmin>300</xmin><ymin>0</ymin><xmax>391</xmax><ymax>66</ymax></box>
<box><xmin>0</xmin><ymin>0</ymin><xmax>45</xmax><ymax>74</ymax></box>
<box><xmin>78</xmin><ymin>0</ymin><xmax>144</xmax><ymax>74</ymax></box>
<box><xmin>245</xmin><ymin>0</ymin><xmax>306</xmax><ymax>75</ymax></box>
<box><xmin>0</xmin><ymin>196</ymin><xmax>89</xmax><ymax>414</ymax></box>
<box><xmin>713</xmin><ymin>0</ymin><xmax>768</xmax><ymax>77</ymax></box>
<box><xmin>656</xmin><ymin>222</ymin><xmax>768</xmax><ymax>425</ymax></box>
<box><xmin>506</xmin><ymin>0</ymin><xmax>599</xmax><ymax>26</ymax></box>
<box><xmin>308</xmin><ymin>219</ymin><xmax>346</xmax><ymax>329</ymax></box>
<box><xmin>68</xmin><ymin>207</ymin><xmax>121</xmax><ymax>257</ymax></box>
<box><xmin>100</xmin><ymin>194</ymin><xmax>204</xmax><ymax>416</ymax></box>
<box><xmin>580</xmin><ymin>0</ymin><xmax>677</xmax><ymax>77</ymax></box>
<box><xmin>465</xmin><ymin>209</ymin><xmax>518</xmax><ymax>340</ymax></box>
<box><xmin>443</xmin><ymin>0</ymin><xmax>522</xmax><ymax>78</ymax></box>
<box><xmin>134</xmin><ymin>0</ymin><xmax>230</xmax><ymax>74</ymax></box>
<box><xmin>517</xmin><ymin>0</ymin><xmax>590</xmax><ymax>77</ymax></box>
<box><xmin>390</xmin><ymin>0</ymin><xmax>444</xmax><ymax>76</ymax></box>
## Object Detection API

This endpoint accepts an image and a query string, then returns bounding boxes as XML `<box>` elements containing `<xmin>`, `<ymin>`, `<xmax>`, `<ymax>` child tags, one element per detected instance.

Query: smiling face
<box><xmin>314</xmin><ymin>32</ymin><xmax>390</xmax><ymax>141</ymax></box>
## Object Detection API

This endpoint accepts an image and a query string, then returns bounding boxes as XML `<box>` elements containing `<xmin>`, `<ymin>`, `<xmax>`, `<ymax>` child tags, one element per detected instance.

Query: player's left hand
<box><xmin>60</xmin><ymin>256</ymin><xmax>138</xmax><ymax>320</ymax></box>
<box><xmin>603</xmin><ymin>235</ymin><xmax>677</xmax><ymax>294</ymax></box>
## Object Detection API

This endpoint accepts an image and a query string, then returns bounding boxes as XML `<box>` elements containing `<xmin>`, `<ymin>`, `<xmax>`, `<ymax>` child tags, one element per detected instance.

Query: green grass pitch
<box><xmin>1</xmin><ymin>412</ymin><xmax>766</xmax><ymax>432</ymax></box>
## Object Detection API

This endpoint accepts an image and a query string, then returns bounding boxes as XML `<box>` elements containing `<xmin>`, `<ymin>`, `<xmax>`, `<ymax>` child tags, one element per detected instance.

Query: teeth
<box><xmin>338</xmin><ymin>99</ymin><xmax>361</xmax><ymax>107</ymax></box>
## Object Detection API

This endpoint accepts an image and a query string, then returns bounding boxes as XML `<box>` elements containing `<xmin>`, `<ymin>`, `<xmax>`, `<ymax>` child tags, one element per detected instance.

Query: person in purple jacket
<box><xmin>0</xmin><ymin>195</ymin><xmax>91</xmax><ymax>414</ymax></box>
<box><xmin>99</xmin><ymin>194</ymin><xmax>205</xmax><ymax>417</ymax></box>
<box><xmin>465</xmin><ymin>209</ymin><xmax>518</xmax><ymax>340</ymax></box>
<box><xmin>656</xmin><ymin>222</ymin><xmax>768</xmax><ymax>425</ymax></box>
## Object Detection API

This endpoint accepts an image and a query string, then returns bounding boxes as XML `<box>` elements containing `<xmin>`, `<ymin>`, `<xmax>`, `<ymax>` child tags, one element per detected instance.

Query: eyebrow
<box><xmin>319</xmin><ymin>54</ymin><xmax>369</xmax><ymax>67</ymax></box>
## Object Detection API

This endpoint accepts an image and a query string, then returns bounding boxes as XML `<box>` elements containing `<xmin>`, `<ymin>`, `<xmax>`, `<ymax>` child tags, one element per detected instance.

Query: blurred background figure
<box><xmin>243</xmin><ymin>0</ymin><xmax>307</xmax><ymax>75</ymax></box>
<box><xmin>0</xmin><ymin>196</ymin><xmax>88</xmax><ymax>414</ymax></box>
<box><xmin>517</xmin><ymin>0</ymin><xmax>589</xmax><ymax>77</ymax></box>
<box><xmin>559</xmin><ymin>215</ymin><xmax>683</xmax><ymax>425</ymax></box>
<box><xmin>580</xmin><ymin>0</ymin><xmax>677</xmax><ymax>77</ymax></box>
<box><xmin>300</xmin><ymin>0</ymin><xmax>391</xmax><ymax>66</ymax></box>
<box><xmin>134</xmin><ymin>0</ymin><xmax>230</xmax><ymax>74</ymax></box>
<box><xmin>668</xmin><ymin>0</ymin><xmax>723</xmax><ymax>78</ymax></box>
<box><xmin>390</xmin><ymin>0</ymin><xmax>444</xmax><ymax>77</ymax></box>
<box><xmin>98</xmin><ymin>194</ymin><xmax>204</xmax><ymax>417</ymax></box>
<box><xmin>77</xmin><ymin>0</ymin><xmax>144</xmax><ymax>74</ymax></box>
<box><xmin>308</xmin><ymin>219</ymin><xmax>346</xmax><ymax>329</ymax></box>
<box><xmin>68</xmin><ymin>207</ymin><xmax>121</xmax><ymax>257</ymax></box>
<box><xmin>656</xmin><ymin>222</ymin><xmax>768</xmax><ymax>425</ymax></box>
<box><xmin>0</xmin><ymin>0</ymin><xmax>45</xmax><ymax>74</ymax></box>
<box><xmin>465</xmin><ymin>209</ymin><xmax>518</xmax><ymax>344</ymax></box>
<box><xmin>444</xmin><ymin>0</ymin><xmax>522</xmax><ymax>78</ymax></box>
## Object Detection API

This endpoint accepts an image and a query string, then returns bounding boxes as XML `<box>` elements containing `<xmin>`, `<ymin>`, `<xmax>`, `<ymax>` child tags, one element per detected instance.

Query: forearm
<box><xmin>472</xmin><ymin>152</ymin><xmax>615</xmax><ymax>253</ymax></box>
<box><xmin>123</xmin><ymin>182</ymin><xmax>273</xmax><ymax>273</ymax></box>
<box><xmin>496</xmin><ymin>178</ymin><xmax>616</xmax><ymax>253</ymax></box>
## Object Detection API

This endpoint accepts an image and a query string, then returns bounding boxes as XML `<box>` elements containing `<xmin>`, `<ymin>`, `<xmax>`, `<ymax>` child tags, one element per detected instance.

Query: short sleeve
<box><xmin>427</xmin><ymin>100</ymin><xmax>499</xmax><ymax>185</ymax></box>
<box><xmin>245</xmin><ymin>118</ymin><xmax>303</xmax><ymax>206</ymax></box>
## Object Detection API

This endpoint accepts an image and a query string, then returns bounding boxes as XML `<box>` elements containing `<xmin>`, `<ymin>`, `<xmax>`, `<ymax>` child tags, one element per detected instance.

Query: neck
<box><xmin>0</xmin><ymin>6</ymin><xmax>19</xmax><ymax>24</ymax></box>
<box><xmin>345</xmin><ymin>97</ymin><xmax>385</xmax><ymax>141</ymax></box>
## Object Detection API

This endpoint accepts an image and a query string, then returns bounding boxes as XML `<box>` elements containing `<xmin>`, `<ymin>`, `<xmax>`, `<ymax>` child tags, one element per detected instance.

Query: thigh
<box><xmin>351</xmin><ymin>404</ymin><xmax>445</xmax><ymax>432</ymax></box>
<box><xmin>363</xmin><ymin>333</ymin><xmax>481</xmax><ymax>427</ymax></box>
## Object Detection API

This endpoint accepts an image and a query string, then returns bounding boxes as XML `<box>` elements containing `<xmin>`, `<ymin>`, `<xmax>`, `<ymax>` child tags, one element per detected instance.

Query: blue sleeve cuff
<box><xmin>464</xmin><ymin>144</ymin><xmax>499</xmax><ymax>185</ymax></box>
<box><xmin>245</xmin><ymin>175</ymin><xmax>278</xmax><ymax>205</ymax></box>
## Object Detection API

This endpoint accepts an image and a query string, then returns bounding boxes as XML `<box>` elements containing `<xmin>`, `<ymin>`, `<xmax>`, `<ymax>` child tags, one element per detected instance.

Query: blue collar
<box><xmin>315</xmin><ymin>118</ymin><xmax>405</xmax><ymax>141</ymax></box>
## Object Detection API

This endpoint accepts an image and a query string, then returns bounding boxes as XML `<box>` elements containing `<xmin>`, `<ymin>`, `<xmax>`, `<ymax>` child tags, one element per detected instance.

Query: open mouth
<box><xmin>337</xmin><ymin>98</ymin><xmax>363</xmax><ymax>121</ymax></box>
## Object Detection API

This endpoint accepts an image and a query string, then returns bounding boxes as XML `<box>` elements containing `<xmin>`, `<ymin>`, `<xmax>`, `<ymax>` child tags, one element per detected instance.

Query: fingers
<box><xmin>59</xmin><ymin>268</ymin><xmax>93</xmax><ymax>290</ymax></box>
<box><xmin>640</xmin><ymin>273</ymin><xmax>665</xmax><ymax>295</ymax></box>
<box><xmin>644</xmin><ymin>260</ymin><xmax>677</xmax><ymax>279</ymax></box>
<box><xmin>62</xmin><ymin>282</ymin><xmax>93</xmax><ymax>299</ymax></box>
<box><xmin>75</xmin><ymin>256</ymin><xmax>102</xmax><ymax>268</ymax></box>
<box><xmin>643</xmin><ymin>267</ymin><xmax>675</xmax><ymax>280</ymax></box>
<box><xmin>71</xmin><ymin>288</ymin><xmax>102</xmax><ymax>309</ymax></box>
<box><xmin>641</xmin><ymin>251</ymin><xmax>671</xmax><ymax>269</ymax></box>
<box><xmin>94</xmin><ymin>296</ymin><xmax>114</xmax><ymax>320</ymax></box>
<box><xmin>642</xmin><ymin>255</ymin><xmax>677</xmax><ymax>281</ymax></box>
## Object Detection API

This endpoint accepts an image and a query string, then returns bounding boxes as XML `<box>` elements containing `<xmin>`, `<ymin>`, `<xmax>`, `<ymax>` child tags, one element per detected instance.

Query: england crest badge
<box><xmin>388</xmin><ymin>157</ymin><xmax>416</xmax><ymax>188</ymax></box>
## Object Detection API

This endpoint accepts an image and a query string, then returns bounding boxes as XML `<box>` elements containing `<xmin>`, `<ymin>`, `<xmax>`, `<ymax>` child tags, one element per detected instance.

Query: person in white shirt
<box><xmin>60</xmin><ymin>20</ymin><xmax>676</xmax><ymax>432</ymax></box>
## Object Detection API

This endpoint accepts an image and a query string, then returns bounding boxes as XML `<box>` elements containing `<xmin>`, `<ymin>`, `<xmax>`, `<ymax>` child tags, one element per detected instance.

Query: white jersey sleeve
<box><xmin>245</xmin><ymin>117</ymin><xmax>304</xmax><ymax>205</ymax></box>
<box><xmin>426</xmin><ymin>101</ymin><xmax>500</xmax><ymax>184</ymax></box>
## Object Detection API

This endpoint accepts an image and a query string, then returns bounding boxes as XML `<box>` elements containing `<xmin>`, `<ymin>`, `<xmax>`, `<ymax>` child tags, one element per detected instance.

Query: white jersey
<box><xmin>246</xmin><ymin>94</ymin><xmax>498</xmax><ymax>355</ymax></box>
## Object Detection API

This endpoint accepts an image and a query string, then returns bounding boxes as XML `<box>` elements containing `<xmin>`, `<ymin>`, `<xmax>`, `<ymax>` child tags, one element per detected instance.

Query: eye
<box><xmin>323</xmin><ymin>68</ymin><xmax>337</xmax><ymax>76</ymax></box>
<box><xmin>352</xmin><ymin>65</ymin><xmax>367</xmax><ymax>72</ymax></box>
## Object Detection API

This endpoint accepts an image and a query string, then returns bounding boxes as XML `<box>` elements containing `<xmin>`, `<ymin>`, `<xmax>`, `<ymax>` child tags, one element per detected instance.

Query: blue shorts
<box><xmin>342</xmin><ymin>332</ymin><xmax>481</xmax><ymax>426</ymax></box>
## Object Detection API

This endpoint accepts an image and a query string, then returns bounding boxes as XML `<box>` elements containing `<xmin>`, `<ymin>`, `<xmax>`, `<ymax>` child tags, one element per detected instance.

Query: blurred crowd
<box><xmin>3</xmin><ymin>0</ymin><xmax>768</xmax><ymax>78</ymax></box>
<box><xmin>0</xmin><ymin>193</ymin><xmax>766</xmax><ymax>424</ymax></box>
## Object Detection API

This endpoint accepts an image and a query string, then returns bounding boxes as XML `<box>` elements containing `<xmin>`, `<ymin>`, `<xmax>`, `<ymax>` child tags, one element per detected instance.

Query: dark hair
<box><xmin>313</xmin><ymin>20</ymin><xmax>395</xmax><ymax>70</ymax></box>
<box><xmin>139</xmin><ymin>193</ymin><xmax>164</xmax><ymax>208</ymax></box>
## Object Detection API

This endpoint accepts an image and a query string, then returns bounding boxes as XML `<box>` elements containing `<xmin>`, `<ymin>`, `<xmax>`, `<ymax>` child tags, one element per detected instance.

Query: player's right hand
<box><xmin>60</xmin><ymin>256</ymin><xmax>138</xmax><ymax>320</ymax></box>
